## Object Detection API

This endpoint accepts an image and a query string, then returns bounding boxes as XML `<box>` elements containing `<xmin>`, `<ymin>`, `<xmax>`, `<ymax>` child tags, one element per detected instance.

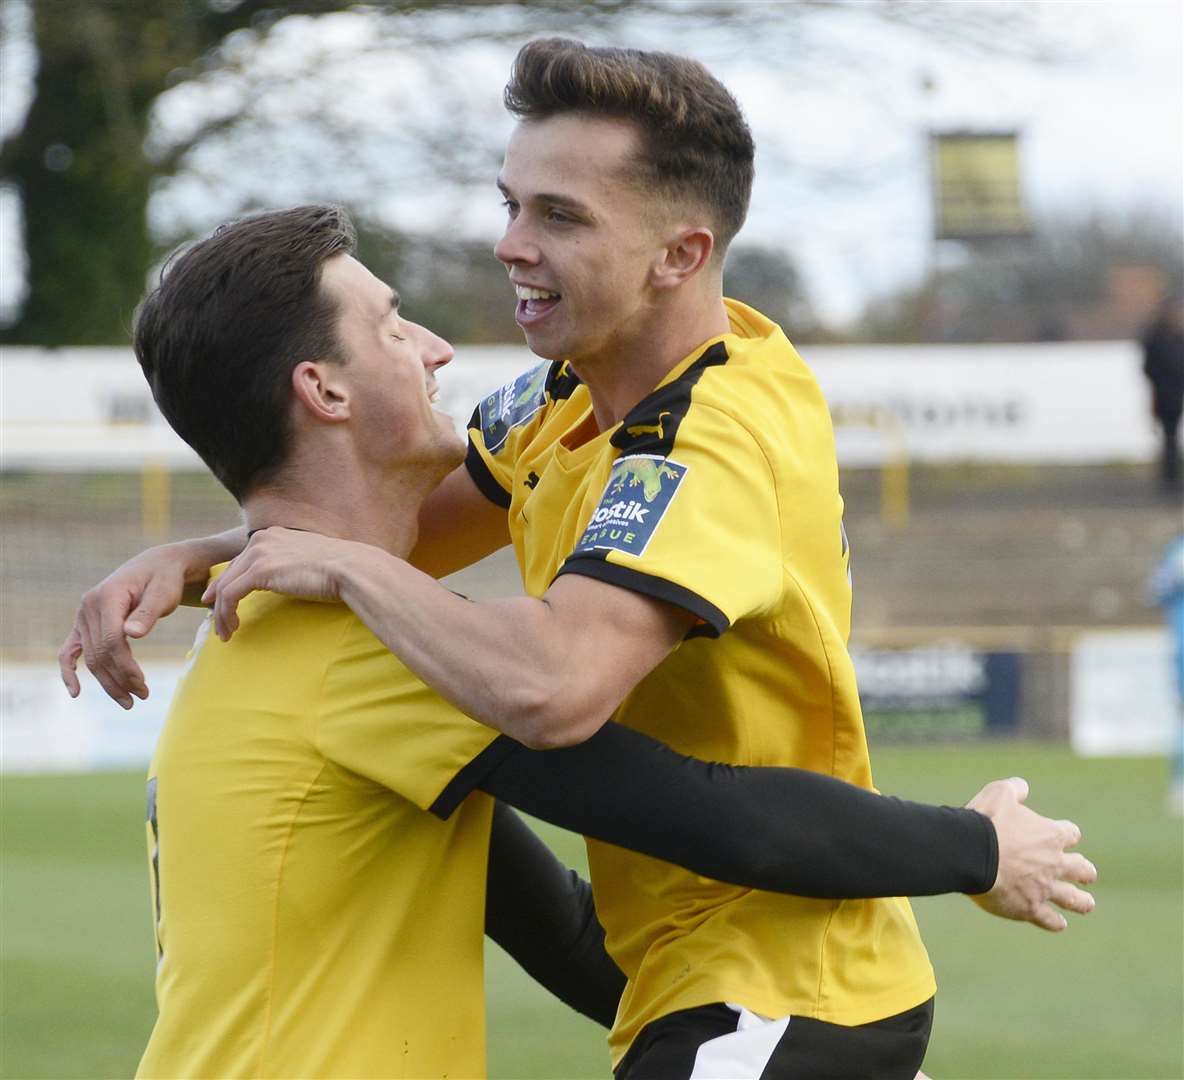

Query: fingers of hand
<box><xmin>57</xmin><ymin>627</ymin><xmax>83</xmax><ymax>697</ymax></box>
<box><xmin>969</xmin><ymin>775</ymin><xmax>1029</xmax><ymax>814</ymax></box>
<box><xmin>78</xmin><ymin>620</ymin><xmax>135</xmax><ymax>709</ymax></box>
<box><xmin>203</xmin><ymin>538</ymin><xmax>262</xmax><ymax>624</ymax></box>
<box><xmin>81</xmin><ymin>584</ymin><xmax>150</xmax><ymax>702</ymax></box>
<box><xmin>1030</xmin><ymin>904</ymin><xmax>1070</xmax><ymax>933</ymax></box>
<box><xmin>1049</xmin><ymin>879</ymin><xmax>1096</xmax><ymax>916</ymax></box>
<box><xmin>124</xmin><ymin>576</ymin><xmax>182</xmax><ymax>638</ymax></box>
<box><xmin>95</xmin><ymin>628</ymin><xmax>149</xmax><ymax>701</ymax></box>
<box><xmin>211</xmin><ymin>564</ymin><xmax>250</xmax><ymax>641</ymax></box>
<box><xmin>1005</xmin><ymin>775</ymin><xmax>1030</xmax><ymax>803</ymax></box>
<box><xmin>202</xmin><ymin>541</ymin><xmax>255</xmax><ymax>607</ymax></box>
<box><xmin>1062</xmin><ymin>851</ymin><xmax>1098</xmax><ymax>885</ymax></box>
<box><xmin>967</xmin><ymin>778</ymin><xmax>1005</xmax><ymax>813</ymax></box>
<box><xmin>211</xmin><ymin>579</ymin><xmax>230</xmax><ymax>640</ymax></box>
<box><xmin>1057</xmin><ymin>818</ymin><xmax>1083</xmax><ymax>848</ymax></box>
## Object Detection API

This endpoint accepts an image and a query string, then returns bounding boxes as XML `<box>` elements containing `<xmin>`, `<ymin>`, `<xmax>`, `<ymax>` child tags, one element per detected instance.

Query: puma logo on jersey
<box><xmin>624</xmin><ymin>411</ymin><xmax>671</xmax><ymax>441</ymax></box>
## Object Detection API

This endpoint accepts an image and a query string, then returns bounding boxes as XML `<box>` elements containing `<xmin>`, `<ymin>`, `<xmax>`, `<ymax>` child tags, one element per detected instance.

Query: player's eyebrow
<box><xmin>497</xmin><ymin>177</ymin><xmax>592</xmax><ymax>217</ymax></box>
<box><xmin>387</xmin><ymin>289</ymin><xmax>400</xmax><ymax>313</ymax></box>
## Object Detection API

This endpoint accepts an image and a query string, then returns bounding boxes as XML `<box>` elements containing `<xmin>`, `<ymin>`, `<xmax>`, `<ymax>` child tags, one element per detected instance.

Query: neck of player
<box><xmin>241</xmin><ymin>455</ymin><xmax>432</xmax><ymax>558</ymax></box>
<box><xmin>572</xmin><ymin>279</ymin><xmax>731</xmax><ymax>433</ymax></box>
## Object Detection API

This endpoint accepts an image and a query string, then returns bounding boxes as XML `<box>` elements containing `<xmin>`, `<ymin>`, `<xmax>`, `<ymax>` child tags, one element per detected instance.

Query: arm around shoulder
<box><xmin>332</xmin><ymin>550</ymin><xmax>693</xmax><ymax>749</ymax></box>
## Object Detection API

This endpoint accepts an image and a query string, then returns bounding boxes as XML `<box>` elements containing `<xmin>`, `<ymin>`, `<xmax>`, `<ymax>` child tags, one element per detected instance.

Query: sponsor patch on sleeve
<box><xmin>477</xmin><ymin>362</ymin><xmax>552</xmax><ymax>455</ymax></box>
<box><xmin>572</xmin><ymin>454</ymin><xmax>688</xmax><ymax>559</ymax></box>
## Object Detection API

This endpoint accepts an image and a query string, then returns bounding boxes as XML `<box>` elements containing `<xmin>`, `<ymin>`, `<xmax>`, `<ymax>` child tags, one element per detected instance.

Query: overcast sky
<box><xmin>1</xmin><ymin>0</ymin><xmax>1181</xmax><ymax>327</ymax></box>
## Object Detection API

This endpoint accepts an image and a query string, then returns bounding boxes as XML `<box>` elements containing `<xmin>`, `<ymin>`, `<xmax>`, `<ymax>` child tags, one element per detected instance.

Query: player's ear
<box><xmin>291</xmin><ymin>361</ymin><xmax>350</xmax><ymax>423</ymax></box>
<box><xmin>651</xmin><ymin>226</ymin><xmax>715</xmax><ymax>291</ymax></box>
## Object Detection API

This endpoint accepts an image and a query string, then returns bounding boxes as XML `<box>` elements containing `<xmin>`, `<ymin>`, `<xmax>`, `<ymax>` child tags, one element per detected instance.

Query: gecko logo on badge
<box><xmin>573</xmin><ymin>455</ymin><xmax>688</xmax><ymax>558</ymax></box>
<box><xmin>479</xmin><ymin>362</ymin><xmax>551</xmax><ymax>454</ymax></box>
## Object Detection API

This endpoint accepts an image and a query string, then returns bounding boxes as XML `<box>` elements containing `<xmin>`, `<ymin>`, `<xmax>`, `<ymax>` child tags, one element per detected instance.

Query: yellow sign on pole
<box><xmin>931</xmin><ymin>132</ymin><xmax>1029</xmax><ymax>241</ymax></box>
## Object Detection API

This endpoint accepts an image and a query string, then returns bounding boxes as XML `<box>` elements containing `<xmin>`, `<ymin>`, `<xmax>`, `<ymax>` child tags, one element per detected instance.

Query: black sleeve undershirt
<box><xmin>484</xmin><ymin>802</ymin><xmax>624</xmax><ymax>1028</ymax></box>
<box><xmin>473</xmin><ymin>721</ymin><xmax>998</xmax><ymax>900</ymax></box>
<box><xmin>464</xmin><ymin>438</ymin><xmax>512</xmax><ymax>509</ymax></box>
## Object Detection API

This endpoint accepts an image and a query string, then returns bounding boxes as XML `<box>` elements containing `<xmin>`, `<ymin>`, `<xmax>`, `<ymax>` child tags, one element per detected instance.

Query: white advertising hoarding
<box><xmin>1070</xmin><ymin>629</ymin><xmax>1179</xmax><ymax>756</ymax></box>
<box><xmin>1</xmin><ymin>340</ymin><xmax>1160</xmax><ymax>470</ymax></box>
<box><xmin>1</xmin><ymin>658</ymin><xmax>182</xmax><ymax>773</ymax></box>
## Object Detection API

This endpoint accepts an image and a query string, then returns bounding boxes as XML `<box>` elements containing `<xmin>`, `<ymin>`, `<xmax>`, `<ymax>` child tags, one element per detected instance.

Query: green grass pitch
<box><xmin>3</xmin><ymin>745</ymin><xmax>1181</xmax><ymax>1079</ymax></box>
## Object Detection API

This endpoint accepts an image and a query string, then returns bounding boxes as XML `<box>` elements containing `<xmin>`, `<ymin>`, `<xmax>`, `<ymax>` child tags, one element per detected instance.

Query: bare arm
<box><xmin>205</xmin><ymin>525</ymin><xmax>1098</xmax><ymax>929</ymax></box>
<box><xmin>60</xmin><ymin>464</ymin><xmax>508</xmax><ymax>707</ymax></box>
<box><xmin>339</xmin><ymin>568</ymin><xmax>690</xmax><ymax>747</ymax></box>
<box><xmin>205</xmin><ymin>529</ymin><xmax>691</xmax><ymax>747</ymax></box>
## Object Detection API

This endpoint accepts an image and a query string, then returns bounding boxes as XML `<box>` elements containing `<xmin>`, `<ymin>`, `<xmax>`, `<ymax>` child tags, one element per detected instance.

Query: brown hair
<box><xmin>504</xmin><ymin>37</ymin><xmax>755</xmax><ymax>251</ymax></box>
<box><xmin>134</xmin><ymin>205</ymin><xmax>356</xmax><ymax>502</ymax></box>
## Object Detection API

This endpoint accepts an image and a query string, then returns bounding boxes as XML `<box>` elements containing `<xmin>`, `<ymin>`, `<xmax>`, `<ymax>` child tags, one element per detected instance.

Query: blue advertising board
<box><xmin>853</xmin><ymin>646</ymin><xmax>1022</xmax><ymax>740</ymax></box>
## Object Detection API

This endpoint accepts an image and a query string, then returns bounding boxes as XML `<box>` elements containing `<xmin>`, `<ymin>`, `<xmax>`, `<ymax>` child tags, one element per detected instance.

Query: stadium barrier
<box><xmin>3</xmin><ymin>341</ymin><xmax>1172</xmax><ymax>771</ymax></box>
<box><xmin>1</xmin><ymin>339</ymin><xmax>1160</xmax><ymax>472</ymax></box>
<box><xmin>3</xmin><ymin>628</ymin><xmax>1174</xmax><ymax>773</ymax></box>
<box><xmin>830</xmin><ymin>406</ymin><xmax>910</xmax><ymax>526</ymax></box>
<box><xmin>2</xmin><ymin>339</ymin><xmax>1158</xmax><ymax>542</ymax></box>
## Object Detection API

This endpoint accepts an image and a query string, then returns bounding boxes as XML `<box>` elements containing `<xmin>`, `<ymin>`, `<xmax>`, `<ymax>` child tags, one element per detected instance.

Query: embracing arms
<box><xmin>59</xmin><ymin>466</ymin><xmax>1096</xmax><ymax>931</ymax></box>
<box><xmin>59</xmin><ymin>467</ymin><xmax>507</xmax><ymax>710</ymax></box>
<box><xmin>475</xmin><ymin>720</ymin><xmax>1093</xmax><ymax>930</ymax></box>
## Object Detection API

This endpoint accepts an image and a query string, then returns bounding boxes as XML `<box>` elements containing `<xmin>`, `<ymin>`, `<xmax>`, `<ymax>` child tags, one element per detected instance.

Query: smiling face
<box><xmin>319</xmin><ymin>253</ymin><xmax>465</xmax><ymax>475</ymax></box>
<box><xmin>494</xmin><ymin>114</ymin><xmax>673</xmax><ymax>369</ymax></box>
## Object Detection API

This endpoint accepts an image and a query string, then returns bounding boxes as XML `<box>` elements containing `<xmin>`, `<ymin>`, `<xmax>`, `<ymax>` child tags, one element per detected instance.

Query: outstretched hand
<box><xmin>202</xmin><ymin>528</ymin><xmax>356</xmax><ymax>640</ymax></box>
<box><xmin>967</xmin><ymin>777</ymin><xmax>1097</xmax><ymax>931</ymax></box>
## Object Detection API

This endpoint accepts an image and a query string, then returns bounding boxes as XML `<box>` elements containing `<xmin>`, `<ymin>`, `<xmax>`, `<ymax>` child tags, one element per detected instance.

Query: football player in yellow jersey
<box><xmin>112</xmin><ymin>204</ymin><xmax>1026</xmax><ymax>1079</ymax></box>
<box><xmin>118</xmin><ymin>204</ymin><xmax>1026</xmax><ymax>1077</ymax></box>
<box><xmin>64</xmin><ymin>41</ymin><xmax>1097</xmax><ymax>1080</ymax></box>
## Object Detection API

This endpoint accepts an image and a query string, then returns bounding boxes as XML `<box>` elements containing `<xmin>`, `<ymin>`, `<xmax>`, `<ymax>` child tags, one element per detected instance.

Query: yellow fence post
<box><xmin>879</xmin><ymin>413</ymin><xmax>910</xmax><ymax>528</ymax></box>
<box><xmin>142</xmin><ymin>460</ymin><xmax>171</xmax><ymax>541</ymax></box>
<box><xmin>832</xmin><ymin>406</ymin><xmax>910</xmax><ymax>528</ymax></box>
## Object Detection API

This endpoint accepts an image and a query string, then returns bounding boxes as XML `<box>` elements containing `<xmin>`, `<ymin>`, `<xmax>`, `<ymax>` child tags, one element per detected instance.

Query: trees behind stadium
<box><xmin>1</xmin><ymin>0</ymin><xmax>1073</xmax><ymax>345</ymax></box>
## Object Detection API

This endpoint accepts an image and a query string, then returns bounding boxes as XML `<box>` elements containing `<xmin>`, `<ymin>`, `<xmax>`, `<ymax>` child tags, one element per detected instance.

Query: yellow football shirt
<box><xmin>467</xmin><ymin>299</ymin><xmax>936</xmax><ymax>1063</ymax></box>
<box><xmin>138</xmin><ymin>584</ymin><xmax>506</xmax><ymax>1079</ymax></box>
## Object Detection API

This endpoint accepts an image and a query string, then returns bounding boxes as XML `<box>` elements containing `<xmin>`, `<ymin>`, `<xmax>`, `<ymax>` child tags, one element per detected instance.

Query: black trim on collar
<box><xmin>611</xmin><ymin>341</ymin><xmax>730</xmax><ymax>457</ymax></box>
<box><xmin>246</xmin><ymin>526</ymin><xmax>314</xmax><ymax>539</ymax></box>
<box><xmin>545</xmin><ymin>361</ymin><xmax>583</xmax><ymax>402</ymax></box>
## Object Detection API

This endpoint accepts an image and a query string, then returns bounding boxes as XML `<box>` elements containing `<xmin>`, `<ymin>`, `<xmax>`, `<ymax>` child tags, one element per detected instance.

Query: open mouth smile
<box><xmin>514</xmin><ymin>283</ymin><xmax>561</xmax><ymax>326</ymax></box>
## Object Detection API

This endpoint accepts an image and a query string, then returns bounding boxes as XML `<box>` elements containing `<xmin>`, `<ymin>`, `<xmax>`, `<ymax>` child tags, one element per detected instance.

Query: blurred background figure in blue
<box><xmin>1148</xmin><ymin>533</ymin><xmax>1184</xmax><ymax>815</ymax></box>
<box><xmin>1141</xmin><ymin>292</ymin><xmax>1184</xmax><ymax>491</ymax></box>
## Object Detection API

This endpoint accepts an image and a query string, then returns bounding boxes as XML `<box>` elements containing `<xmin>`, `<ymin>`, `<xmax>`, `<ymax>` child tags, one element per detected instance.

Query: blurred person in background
<box><xmin>1148</xmin><ymin>533</ymin><xmax>1184</xmax><ymax>815</ymax></box>
<box><xmin>1141</xmin><ymin>292</ymin><xmax>1184</xmax><ymax>490</ymax></box>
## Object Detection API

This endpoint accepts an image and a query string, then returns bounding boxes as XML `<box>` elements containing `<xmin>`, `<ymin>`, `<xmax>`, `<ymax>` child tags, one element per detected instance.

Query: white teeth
<box><xmin>515</xmin><ymin>285</ymin><xmax>560</xmax><ymax>301</ymax></box>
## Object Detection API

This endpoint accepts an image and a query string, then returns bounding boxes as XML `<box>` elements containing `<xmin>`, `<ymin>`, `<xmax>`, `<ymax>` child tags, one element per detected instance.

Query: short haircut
<box><xmin>504</xmin><ymin>38</ymin><xmax>755</xmax><ymax>252</ymax></box>
<box><xmin>133</xmin><ymin>205</ymin><xmax>356</xmax><ymax>502</ymax></box>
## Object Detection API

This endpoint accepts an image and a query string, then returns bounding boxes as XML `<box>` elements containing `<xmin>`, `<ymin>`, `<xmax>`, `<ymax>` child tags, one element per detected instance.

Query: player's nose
<box><xmin>411</xmin><ymin>321</ymin><xmax>454</xmax><ymax>371</ymax></box>
<box><xmin>494</xmin><ymin>216</ymin><xmax>539</xmax><ymax>267</ymax></box>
